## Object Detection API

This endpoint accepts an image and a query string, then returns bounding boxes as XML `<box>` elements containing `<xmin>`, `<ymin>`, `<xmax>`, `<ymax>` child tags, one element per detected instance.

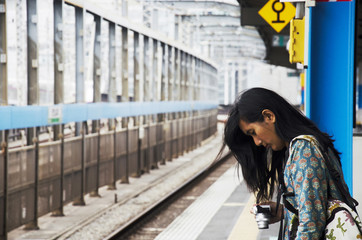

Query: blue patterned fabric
<box><xmin>283</xmin><ymin>135</ymin><xmax>348</xmax><ymax>240</ymax></box>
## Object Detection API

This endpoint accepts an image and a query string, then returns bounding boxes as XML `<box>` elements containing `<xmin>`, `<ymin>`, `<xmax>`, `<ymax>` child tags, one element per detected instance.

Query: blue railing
<box><xmin>0</xmin><ymin>101</ymin><xmax>218</xmax><ymax>130</ymax></box>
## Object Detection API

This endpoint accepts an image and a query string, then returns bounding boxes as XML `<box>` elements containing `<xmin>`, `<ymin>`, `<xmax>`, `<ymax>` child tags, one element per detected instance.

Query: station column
<box><xmin>306</xmin><ymin>0</ymin><xmax>356</xmax><ymax>189</ymax></box>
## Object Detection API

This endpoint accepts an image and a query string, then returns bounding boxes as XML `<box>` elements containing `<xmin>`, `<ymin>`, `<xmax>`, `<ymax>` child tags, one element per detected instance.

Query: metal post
<box><xmin>307</xmin><ymin>1</ymin><xmax>355</xmax><ymax>190</ymax></box>
<box><xmin>170</xmin><ymin>118</ymin><xmax>173</xmax><ymax>161</ymax></box>
<box><xmin>161</xmin><ymin>128</ymin><xmax>166</xmax><ymax>165</ymax></box>
<box><xmin>114</xmin><ymin>119</ymin><xmax>118</xmax><ymax>184</ymax></box>
<box><xmin>51</xmin><ymin>124</ymin><xmax>64</xmax><ymax>216</ymax></box>
<box><xmin>59</xmin><ymin>124</ymin><xmax>65</xmax><ymax>214</ymax></box>
<box><xmin>191</xmin><ymin>109</ymin><xmax>195</xmax><ymax>151</ymax></box>
<box><xmin>143</xmin><ymin>36</ymin><xmax>150</xmax><ymax>127</ymax></box>
<box><xmin>161</xmin><ymin>43</ymin><xmax>167</xmax><ymax>163</ymax></box>
<box><xmin>177</xmin><ymin>117</ymin><xmax>180</xmax><ymax>157</ymax></box>
<box><xmin>92</xmin><ymin>16</ymin><xmax>101</xmax><ymax>134</ymax></box>
<box><xmin>73</xmin><ymin>122</ymin><xmax>86</xmax><ymax>205</ymax></box>
<box><xmin>158</xmin><ymin>42</ymin><xmax>166</xmax><ymax>122</ymax></box>
<box><xmin>143</xmin><ymin>36</ymin><xmax>153</xmax><ymax>169</ymax></box>
<box><xmin>108</xmin><ymin>119</ymin><xmax>117</xmax><ymax>189</ymax></box>
<box><xmin>181</xmin><ymin>53</ymin><xmax>187</xmax><ymax>155</ymax></box>
<box><xmin>24</xmin><ymin>127</ymin><xmax>39</xmax><ymax>230</ymax></box>
<box><xmin>136</xmin><ymin>130</ymin><xmax>142</xmax><ymax>177</ymax></box>
<box><xmin>175</xmin><ymin>49</ymin><xmax>181</xmax><ymax>156</ymax></box>
<box><xmin>1</xmin><ymin>130</ymin><xmax>8</xmax><ymax>239</ymax></box>
<box><xmin>121</xmin><ymin>117</ymin><xmax>129</xmax><ymax>183</ymax></box>
<box><xmin>0</xmin><ymin>0</ymin><xmax>7</xmax><ymax>106</ymax></box>
<box><xmin>191</xmin><ymin>57</ymin><xmax>196</xmax><ymax>150</ymax></box>
<box><xmin>181</xmin><ymin>52</ymin><xmax>186</xmax><ymax>153</ymax></box>
<box><xmin>186</xmin><ymin>54</ymin><xmax>191</xmax><ymax>152</ymax></box>
<box><xmin>90</xmin><ymin>124</ymin><xmax>101</xmax><ymax>197</ymax></box>
<box><xmin>164</xmin><ymin>45</ymin><xmax>172</xmax><ymax>161</ymax></box>
<box><xmin>144</xmin><ymin>121</ymin><xmax>150</xmax><ymax>173</ymax></box>
<box><xmin>142</xmin><ymin>35</ymin><xmax>149</xmax><ymax>170</ymax></box>
<box><xmin>26</xmin><ymin>0</ymin><xmax>38</xmax><ymax>146</ymax></box>
<box><xmin>75</xmin><ymin>6</ymin><xmax>85</xmax><ymax>136</ymax></box>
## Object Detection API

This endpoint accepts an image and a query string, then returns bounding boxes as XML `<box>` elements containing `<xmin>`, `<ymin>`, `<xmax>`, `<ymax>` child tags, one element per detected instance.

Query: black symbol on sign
<box><xmin>272</xmin><ymin>1</ymin><xmax>285</xmax><ymax>23</ymax></box>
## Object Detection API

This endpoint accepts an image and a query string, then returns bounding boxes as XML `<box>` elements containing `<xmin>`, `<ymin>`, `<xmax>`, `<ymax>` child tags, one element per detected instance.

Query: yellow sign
<box><xmin>258</xmin><ymin>0</ymin><xmax>296</xmax><ymax>33</ymax></box>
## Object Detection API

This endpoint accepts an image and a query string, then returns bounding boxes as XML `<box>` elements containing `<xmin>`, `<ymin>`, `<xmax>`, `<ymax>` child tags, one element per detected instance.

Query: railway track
<box><xmin>104</xmin><ymin>153</ymin><xmax>234</xmax><ymax>240</ymax></box>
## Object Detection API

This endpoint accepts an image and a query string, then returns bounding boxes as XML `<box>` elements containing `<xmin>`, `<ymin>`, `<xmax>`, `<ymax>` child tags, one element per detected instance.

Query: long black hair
<box><xmin>220</xmin><ymin>88</ymin><xmax>340</xmax><ymax>203</ymax></box>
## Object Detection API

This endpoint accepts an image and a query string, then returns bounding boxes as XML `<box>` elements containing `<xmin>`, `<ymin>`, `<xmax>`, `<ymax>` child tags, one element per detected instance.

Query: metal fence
<box><xmin>0</xmin><ymin>110</ymin><xmax>217</xmax><ymax>235</ymax></box>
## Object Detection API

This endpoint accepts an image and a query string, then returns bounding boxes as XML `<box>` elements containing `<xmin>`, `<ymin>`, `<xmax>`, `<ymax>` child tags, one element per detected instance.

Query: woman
<box><xmin>219</xmin><ymin>87</ymin><xmax>351</xmax><ymax>239</ymax></box>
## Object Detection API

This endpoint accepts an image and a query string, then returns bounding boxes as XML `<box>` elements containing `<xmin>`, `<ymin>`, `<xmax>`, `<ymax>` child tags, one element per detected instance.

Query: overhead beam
<box><xmin>182</xmin><ymin>14</ymin><xmax>240</xmax><ymax>25</ymax></box>
<box><xmin>152</xmin><ymin>0</ymin><xmax>239</xmax><ymax>15</ymax></box>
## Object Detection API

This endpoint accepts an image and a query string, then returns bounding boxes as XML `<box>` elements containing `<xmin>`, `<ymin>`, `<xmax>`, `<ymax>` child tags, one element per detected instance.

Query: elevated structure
<box><xmin>138</xmin><ymin>0</ymin><xmax>270</xmax><ymax>104</ymax></box>
<box><xmin>0</xmin><ymin>0</ymin><xmax>219</xmax><ymax>238</ymax></box>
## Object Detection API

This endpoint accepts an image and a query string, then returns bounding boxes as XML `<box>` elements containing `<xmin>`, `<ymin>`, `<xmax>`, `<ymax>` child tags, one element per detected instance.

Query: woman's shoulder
<box><xmin>290</xmin><ymin>135</ymin><xmax>319</xmax><ymax>149</ymax></box>
<box><xmin>286</xmin><ymin>135</ymin><xmax>324</xmax><ymax>174</ymax></box>
<box><xmin>289</xmin><ymin>135</ymin><xmax>323</xmax><ymax>159</ymax></box>
<box><xmin>291</xmin><ymin>135</ymin><xmax>318</xmax><ymax>144</ymax></box>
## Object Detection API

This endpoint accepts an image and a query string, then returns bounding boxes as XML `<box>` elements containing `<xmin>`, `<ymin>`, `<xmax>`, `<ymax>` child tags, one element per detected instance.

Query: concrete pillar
<box><xmin>74</xmin><ymin>6</ymin><xmax>84</xmax><ymax>137</ymax></box>
<box><xmin>108</xmin><ymin>22</ymin><xmax>116</xmax><ymax>103</ymax></box>
<box><xmin>121</xmin><ymin>27</ymin><xmax>128</xmax><ymax>128</ymax></box>
<box><xmin>143</xmin><ymin>36</ymin><xmax>150</xmax><ymax>102</ymax></box>
<box><xmin>26</xmin><ymin>0</ymin><xmax>38</xmax><ymax>145</ymax></box>
<box><xmin>168</xmin><ymin>45</ymin><xmax>173</xmax><ymax>102</ymax></box>
<box><xmin>0</xmin><ymin>0</ymin><xmax>7</xmax><ymax>106</ymax></box>
<box><xmin>92</xmin><ymin>16</ymin><xmax>101</xmax><ymax>133</ymax></box>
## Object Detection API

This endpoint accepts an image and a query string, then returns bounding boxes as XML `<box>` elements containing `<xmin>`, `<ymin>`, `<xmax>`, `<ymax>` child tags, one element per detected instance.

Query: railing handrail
<box><xmin>0</xmin><ymin>101</ymin><xmax>218</xmax><ymax>130</ymax></box>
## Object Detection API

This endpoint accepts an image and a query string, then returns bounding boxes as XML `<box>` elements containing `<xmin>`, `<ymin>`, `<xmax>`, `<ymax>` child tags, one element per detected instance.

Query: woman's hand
<box><xmin>251</xmin><ymin>201</ymin><xmax>284</xmax><ymax>224</ymax></box>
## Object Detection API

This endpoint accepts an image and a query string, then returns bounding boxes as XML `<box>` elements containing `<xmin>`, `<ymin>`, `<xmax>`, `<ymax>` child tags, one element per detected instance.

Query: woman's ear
<box><xmin>261</xmin><ymin>109</ymin><xmax>276</xmax><ymax>123</ymax></box>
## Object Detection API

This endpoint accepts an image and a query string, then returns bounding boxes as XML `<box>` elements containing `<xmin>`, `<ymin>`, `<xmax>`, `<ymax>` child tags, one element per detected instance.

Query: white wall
<box><xmin>245</xmin><ymin>60</ymin><xmax>300</xmax><ymax>106</ymax></box>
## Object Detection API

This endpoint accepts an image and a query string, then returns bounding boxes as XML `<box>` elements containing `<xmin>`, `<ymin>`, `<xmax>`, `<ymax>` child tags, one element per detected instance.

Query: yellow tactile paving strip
<box><xmin>227</xmin><ymin>195</ymin><xmax>259</xmax><ymax>240</ymax></box>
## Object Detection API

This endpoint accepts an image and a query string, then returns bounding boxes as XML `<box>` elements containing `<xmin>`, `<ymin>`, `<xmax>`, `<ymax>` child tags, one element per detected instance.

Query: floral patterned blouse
<box><xmin>283</xmin><ymin>135</ymin><xmax>348</xmax><ymax>240</ymax></box>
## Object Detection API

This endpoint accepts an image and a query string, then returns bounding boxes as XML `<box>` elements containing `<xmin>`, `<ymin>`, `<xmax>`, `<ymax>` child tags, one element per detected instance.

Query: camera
<box><xmin>253</xmin><ymin>205</ymin><xmax>271</xmax><ymax>229</ymax></box>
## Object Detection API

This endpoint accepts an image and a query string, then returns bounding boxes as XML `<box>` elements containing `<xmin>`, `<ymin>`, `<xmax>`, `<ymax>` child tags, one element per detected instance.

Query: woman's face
<box><xmin>238</xmin><ymin>110</ymin><xmax>287</xmax><ymax>151</ymax></box>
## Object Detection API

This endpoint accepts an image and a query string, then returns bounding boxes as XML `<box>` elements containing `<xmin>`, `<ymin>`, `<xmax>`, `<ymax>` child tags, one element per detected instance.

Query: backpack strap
<box><xmin>276</xmin><ymin>150</ymin><xmax>289</xmax><ymax>240</ymax></box>
<box><xmin>283</xmin><ymin>196</ymin><xmax>298</xmax><ymax>216</ymax></box>
<box><xmin>276</xmin><ymin>185</ymin><xmax>284</xmax><ymax>240</ymax></box>
<box><xmin>290</xmin><ymin>135</ymin><xmax>359</xmax><ymax>213</ymax></box>
<box><xmin>319</xmin><ymin>149</ymin><xmax>359</xmax><ymax>212</ymax></box>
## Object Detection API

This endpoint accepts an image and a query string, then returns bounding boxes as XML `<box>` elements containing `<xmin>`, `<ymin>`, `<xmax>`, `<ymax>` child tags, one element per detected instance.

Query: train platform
<box><xmin>154</xmin><ymin>159</ymin><xmax>279</xmax><ymax>240</ymax></box>
<box><xmin>8</xmin><ymin>124</ymin><xmax>279</xmax><ymax>240</ymax></box>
